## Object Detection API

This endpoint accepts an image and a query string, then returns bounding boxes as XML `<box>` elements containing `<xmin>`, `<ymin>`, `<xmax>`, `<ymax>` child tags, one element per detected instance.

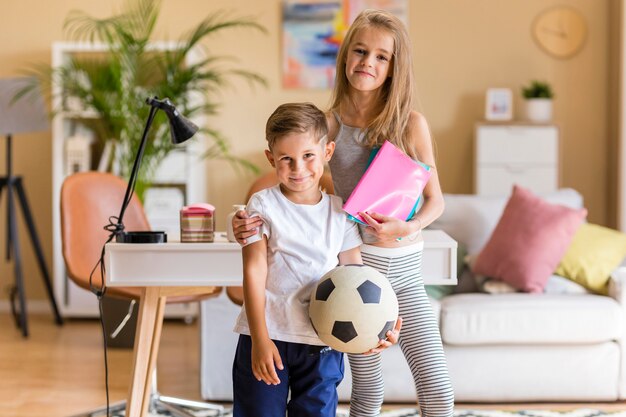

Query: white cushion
<box><xmin>445</xmin><ymin>343</ymin><xmax>621</xmax><ymax>402</ymax></box>
<box><xmin>429</xmin><ymin>188</ymin><xmax>584</xmax><ymax>256</ymax></box>
<box><xmin>543</xmin><ymin>274</ymin><xmax>591</xmax><ymax>294</ymax></box>
<box><xmin>463</xmin><ymin>254</ymin><xmax>591</xmax><ymax>295</ymax></box>
<box><xmin>478</xmin><ymin>274</ymin><xmax>591</xmax><ymax>295</ymax></box>
<box><xmin>440</xmin><ymin>293</ymin><xmax>623</xmax><ymax>345</ymax></box>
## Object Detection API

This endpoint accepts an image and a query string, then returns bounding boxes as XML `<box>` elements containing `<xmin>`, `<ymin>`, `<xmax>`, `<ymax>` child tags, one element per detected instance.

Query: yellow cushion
<box><xmin>555</xmin><ymin>223</ymin><xmax>626</xmax><ymax>294</ymax></box>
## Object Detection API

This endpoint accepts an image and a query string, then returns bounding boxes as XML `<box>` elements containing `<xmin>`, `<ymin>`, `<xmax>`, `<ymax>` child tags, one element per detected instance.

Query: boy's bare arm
<box><xmin>242</xmin><ymin>239</ymin><xmax>284</xmax><ymax>385</ymax></box>
<box><xmin>242</xmin><ymin>240</ymin><xmax>269</xmax><ymax>340</ymax></box>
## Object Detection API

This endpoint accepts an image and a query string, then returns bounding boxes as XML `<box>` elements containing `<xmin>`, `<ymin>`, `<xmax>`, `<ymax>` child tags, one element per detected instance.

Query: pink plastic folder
<box><xmin>343</xmin><ymin>140</ymin><xmax>432</xmax><ymax>224</ymax></box>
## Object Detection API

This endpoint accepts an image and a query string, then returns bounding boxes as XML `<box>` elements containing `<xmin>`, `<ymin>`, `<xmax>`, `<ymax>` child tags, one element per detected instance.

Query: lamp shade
<box><xmin>145</xmin><ymin>97</ymin><xmax>198</xmax><ymax>144</ymax></box>
<box><xmin>167</xmin><ymin>110</ymin><xmax>198</xmax><ymax>144</ymax></box>
<box><xmin>115</xmin><ymin>97</ymin><xmax>199</xmax><ymax>244</ymax></box>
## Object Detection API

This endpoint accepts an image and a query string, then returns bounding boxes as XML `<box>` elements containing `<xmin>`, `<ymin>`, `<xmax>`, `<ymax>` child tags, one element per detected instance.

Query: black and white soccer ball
<box><xmin>309</xmin><ymin>264</ymin><xmax>399</xmax><ymax>354</ymax></box>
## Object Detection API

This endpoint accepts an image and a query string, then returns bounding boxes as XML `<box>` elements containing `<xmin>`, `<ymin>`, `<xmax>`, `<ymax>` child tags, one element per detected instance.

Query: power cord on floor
<box><xmin>89</xmin><ymin>214</ymin><xmax>126</xmax><ymax>417</ymax></box>
<box><xmin>97</xmin><ymin>295</ymin><xmax>111</xmax><ymax>417</ymax></box>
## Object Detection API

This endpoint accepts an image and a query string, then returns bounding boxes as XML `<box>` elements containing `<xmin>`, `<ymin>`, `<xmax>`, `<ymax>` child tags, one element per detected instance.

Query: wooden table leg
<box><xmin>125</xmin><ymin>287</ymin><xmax>166</xmax><ymax>417</ymax></box>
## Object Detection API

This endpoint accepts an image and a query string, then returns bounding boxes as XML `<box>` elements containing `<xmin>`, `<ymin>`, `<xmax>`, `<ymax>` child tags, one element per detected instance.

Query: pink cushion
<box><xmin>472</xmin><ymin>185</ymin><xmax>587</xmax><ymax>293</ymax></box>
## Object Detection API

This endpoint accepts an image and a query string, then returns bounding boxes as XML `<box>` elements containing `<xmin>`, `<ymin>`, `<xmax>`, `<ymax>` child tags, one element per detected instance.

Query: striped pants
<box><xmin>347</xmin><ymin>242</ymin><xmax>454</xmax><ymax>417</ymax></box>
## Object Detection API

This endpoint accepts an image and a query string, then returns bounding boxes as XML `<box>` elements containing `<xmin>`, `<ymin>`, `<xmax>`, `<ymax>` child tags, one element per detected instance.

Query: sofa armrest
<box><xmin>609</xmin><ymin>267</ymin><xmax>626</xmax><ymax>305</ymax></box>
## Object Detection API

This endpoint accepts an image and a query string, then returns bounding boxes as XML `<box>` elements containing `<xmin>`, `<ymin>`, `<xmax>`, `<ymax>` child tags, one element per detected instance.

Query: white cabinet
<box><xmin>51</xmin><ymin>42</ymin><xmax>207</xmax><ymax>318</ymax></box>
<box><xmin>474</xmin><ymin>123</ymin><xmax>559</xmax><ymax>196</ymax></box>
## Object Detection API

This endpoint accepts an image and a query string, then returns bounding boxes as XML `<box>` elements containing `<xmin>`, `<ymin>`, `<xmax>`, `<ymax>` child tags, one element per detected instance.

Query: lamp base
<box><xmin>116</xmin><ymin>231</ymin><xmax>167</xmax><ymax>244</ymax></box>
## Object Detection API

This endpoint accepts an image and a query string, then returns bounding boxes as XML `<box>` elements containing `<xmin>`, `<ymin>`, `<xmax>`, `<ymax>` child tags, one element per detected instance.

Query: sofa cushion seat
<box><xmin>440</xmin><ymin>293</ymin><xmax>623</xmax><ymax>345</ymax></box>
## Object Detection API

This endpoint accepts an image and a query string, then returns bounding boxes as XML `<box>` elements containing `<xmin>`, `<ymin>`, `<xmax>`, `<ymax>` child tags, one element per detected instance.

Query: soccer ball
<box><xmin>309</xmin><ymin>264</ymin><xmax>399</xmax><ymax>354</ymax></box>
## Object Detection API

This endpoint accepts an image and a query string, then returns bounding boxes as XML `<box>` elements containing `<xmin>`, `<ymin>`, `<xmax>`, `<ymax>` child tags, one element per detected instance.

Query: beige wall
<box><xmin>0</xmin><ymin>0</ymin><xmax>612</xmax><ymax>302</ymax></box>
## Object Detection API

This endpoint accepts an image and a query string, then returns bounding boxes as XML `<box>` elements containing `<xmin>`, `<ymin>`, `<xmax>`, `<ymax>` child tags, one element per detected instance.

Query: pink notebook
<box><xmin>343</xmin><ymin>141</ymin><xmax>432</xmax><ymax>224</ymax></box>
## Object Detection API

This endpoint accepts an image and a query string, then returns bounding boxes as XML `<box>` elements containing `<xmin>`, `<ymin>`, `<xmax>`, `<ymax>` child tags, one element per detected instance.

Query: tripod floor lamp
<box><xmin>0</xmin><ymin>77</ymin><xmax>63</xmax><ymax>337</ymax></box>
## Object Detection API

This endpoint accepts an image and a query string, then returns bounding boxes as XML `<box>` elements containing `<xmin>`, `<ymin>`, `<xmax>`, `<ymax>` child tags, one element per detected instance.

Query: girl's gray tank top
<box><xmin>328</xmin><ymin>111</ymin><xmax>382</xmax><ymax>243</ymax></box>
<box><xmin>328</xmin><ymin>111</ymin><xmax>425</xmax><ymax>245</ymax></box>
<box><xmin>327</xmin><ymin>111</ymin><xmax>371</xmax><ymax>203</ymax></box>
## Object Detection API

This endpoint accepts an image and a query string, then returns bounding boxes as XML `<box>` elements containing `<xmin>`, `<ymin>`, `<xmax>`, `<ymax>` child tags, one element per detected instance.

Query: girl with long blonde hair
<box><xmin>234</xmin><ymin>9</ymin><xmax>454</xmax><ymax>417</ymax></box>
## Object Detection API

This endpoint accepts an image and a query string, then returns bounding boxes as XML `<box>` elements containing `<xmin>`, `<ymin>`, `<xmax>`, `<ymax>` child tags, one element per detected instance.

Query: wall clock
<box><xmin>532</xmin><ymin>6</ymin><xmax>587</xmax><ymax>59</ymax></box>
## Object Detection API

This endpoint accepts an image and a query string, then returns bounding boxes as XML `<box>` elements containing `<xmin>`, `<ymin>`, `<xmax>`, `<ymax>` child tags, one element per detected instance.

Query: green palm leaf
<box><xmin>16</xmin><ymin>0</ymin><xmax>266</xmax><ymax>198</ymax></box>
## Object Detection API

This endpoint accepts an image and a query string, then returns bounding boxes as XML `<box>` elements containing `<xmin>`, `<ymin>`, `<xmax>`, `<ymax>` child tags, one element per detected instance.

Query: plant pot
<box><xmin>524</xmin><ymin>98</ymin><xmax>553</xmax><ymax>122</ymax></box>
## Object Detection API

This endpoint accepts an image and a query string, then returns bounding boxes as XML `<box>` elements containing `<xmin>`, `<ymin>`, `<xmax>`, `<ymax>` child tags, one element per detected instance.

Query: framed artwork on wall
<box><xmin>485</xmin><ymin>88</ymin><xmax>513</xmax><ymax>121</ymax></box>
<box><xmin>282</xmin><ymin>0</ymin><xmax>408</xmax><ymax>89</ymax></box>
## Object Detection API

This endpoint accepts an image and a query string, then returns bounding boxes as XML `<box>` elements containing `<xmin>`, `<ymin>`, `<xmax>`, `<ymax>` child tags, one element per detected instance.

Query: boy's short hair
<box><xmin>266</xmin><ymin>102</ymin><xmax>328</xmax><ymax>150</ymax></box>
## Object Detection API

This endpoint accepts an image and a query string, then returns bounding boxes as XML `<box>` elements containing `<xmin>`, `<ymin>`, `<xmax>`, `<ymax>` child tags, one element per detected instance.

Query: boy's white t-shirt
<box><xmin>233</xmin><ymin>185</ymin><xmax>362</xmax><ymax>345</ymax></box>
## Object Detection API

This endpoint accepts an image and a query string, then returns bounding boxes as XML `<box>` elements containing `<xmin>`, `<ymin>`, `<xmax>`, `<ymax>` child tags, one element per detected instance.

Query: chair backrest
<box><xmin>60</xmin><ymin>172</ymin><xmax>150</xmax><ymax>294</ymax></box>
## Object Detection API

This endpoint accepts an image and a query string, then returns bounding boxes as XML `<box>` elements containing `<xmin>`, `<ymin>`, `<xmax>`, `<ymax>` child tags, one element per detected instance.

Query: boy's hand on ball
<box><xmin>387</xmin><ymin>317</ymin><xmax>403</xmax><ymax>343</ymax></box>
<box><xmin>364</xmin><ymin>317</ymin><xmax>403</xmax><ymax>355</ymax></box>
<box><xmin>234</xmin><ymin>210</ymin><xmax>263</xmax><ymax>245</ymax></box>
<box><xmin>252</xmin><ymin>339</ymin><xmax>284</xmax><ymax>385</ymax></box>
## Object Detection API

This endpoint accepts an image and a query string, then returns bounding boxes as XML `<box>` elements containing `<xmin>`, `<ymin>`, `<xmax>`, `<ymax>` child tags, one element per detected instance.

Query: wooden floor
<box><xmin>2</xmin><ymin>312</ymin><xmax>625</xmax><ymax>417</ymax></box>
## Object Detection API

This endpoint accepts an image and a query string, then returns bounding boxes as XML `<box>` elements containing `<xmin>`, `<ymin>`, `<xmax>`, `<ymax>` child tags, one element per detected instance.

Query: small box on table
<box><xmin>180</xmin><ymin>203</ymin><xmax>215</xmax><ymax>242</ymax></box>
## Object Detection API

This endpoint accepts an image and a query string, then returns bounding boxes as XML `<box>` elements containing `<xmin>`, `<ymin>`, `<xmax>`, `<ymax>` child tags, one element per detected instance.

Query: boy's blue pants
<box><xmin>232</xmin><ymin>334</ymin><xmax>344</xmax><ymax>417</ymax></box>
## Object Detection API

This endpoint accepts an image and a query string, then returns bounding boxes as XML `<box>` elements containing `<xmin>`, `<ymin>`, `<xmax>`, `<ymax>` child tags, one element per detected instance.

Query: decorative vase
<box><xmin>524</xmin><ymin>98</ymin><xmax>553</xmax><ymax>122</ymax></box>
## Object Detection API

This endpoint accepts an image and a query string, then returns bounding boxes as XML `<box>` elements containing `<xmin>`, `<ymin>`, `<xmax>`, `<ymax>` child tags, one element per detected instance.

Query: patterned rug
<box><xmin>108</xmin><ymin>407</ymin><xmax>626</xmax><ymax>417</ymax></box>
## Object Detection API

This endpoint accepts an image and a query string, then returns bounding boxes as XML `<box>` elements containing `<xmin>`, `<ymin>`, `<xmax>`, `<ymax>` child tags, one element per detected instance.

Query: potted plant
<box><xmin>521</xmin><ymin>80</ymin><xmax>554</xmax><ymax>123</ymax></box>
<box><xmin>17</xmin><ymin>0</ymin><xmax>265</xmax><ymax>198</ymax></box>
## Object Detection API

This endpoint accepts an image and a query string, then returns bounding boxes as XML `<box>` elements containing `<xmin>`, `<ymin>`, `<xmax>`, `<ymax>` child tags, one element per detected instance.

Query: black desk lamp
<box><xmin>84</xmin><ymin>97</ymin><xmax>198</xmax><ymax>417</ymax></box>
<box><xmin>91</xmin><ymin>97</ymin><xmax>198</xmax><ymax>297</ymax></box>
<box><xmin>112</xmin><ymin>97</ymin><xmax>198</xmax><ymax>244</ymax></box>
<box><xmin>0</xmin><ymin>77</ymin><xmax>63</xmax><ymax>337</ymax></box>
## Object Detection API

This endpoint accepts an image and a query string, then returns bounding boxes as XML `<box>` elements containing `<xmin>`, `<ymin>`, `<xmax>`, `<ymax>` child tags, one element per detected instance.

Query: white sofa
<box><xmin>199</xmin><ymin>188</ymin><xmax>626</xmax><ymax>402</ymax></box>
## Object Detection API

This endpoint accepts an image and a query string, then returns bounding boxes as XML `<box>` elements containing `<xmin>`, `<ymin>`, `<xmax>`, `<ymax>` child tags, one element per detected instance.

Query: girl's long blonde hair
<box><xmin>330</xmin><ymin>9</ymin><xmax>417</xmax><ymax>159</ymax></box>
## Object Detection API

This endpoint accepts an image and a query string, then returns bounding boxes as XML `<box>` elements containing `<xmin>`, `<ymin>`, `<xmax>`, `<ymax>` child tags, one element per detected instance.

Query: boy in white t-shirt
<box><xmin>232</xmin><ymin>103</ymin><xmax>362</xmax><ymax>417</ymax></box>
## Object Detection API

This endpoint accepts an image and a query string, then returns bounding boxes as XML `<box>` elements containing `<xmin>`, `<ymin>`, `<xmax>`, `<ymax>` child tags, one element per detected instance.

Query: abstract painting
<box><xmin>282</xmin><ymin>0</ymin><xmax>408</xmax><ymax>89</ymax></box>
